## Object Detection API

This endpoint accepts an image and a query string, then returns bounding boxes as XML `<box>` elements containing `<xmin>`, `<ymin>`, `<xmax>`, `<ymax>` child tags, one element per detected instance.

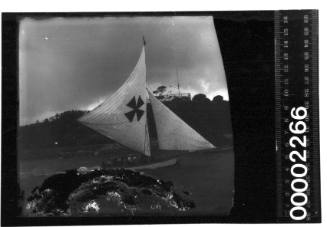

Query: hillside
<box><xmin>18</xmin><ymin>94</ymin><xmax>232</xmax><ymax>151</ymax></box>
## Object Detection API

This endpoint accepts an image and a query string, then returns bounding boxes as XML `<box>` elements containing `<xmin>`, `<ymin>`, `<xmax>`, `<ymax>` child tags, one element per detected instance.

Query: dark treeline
<box><xmin>18</xmin><ymin>94</ymin><xmax>232</xmax><ymax>150</ymax></box>
<box><xmin>148</xmin><ymin>94</ymin><xmax>232</xmax><ymax>146</ymax></box>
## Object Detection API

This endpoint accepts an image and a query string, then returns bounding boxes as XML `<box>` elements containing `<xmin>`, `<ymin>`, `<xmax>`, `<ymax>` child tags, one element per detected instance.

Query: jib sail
<box><xmin>148</xmin><ymin>89</ymin><xmax>215</xmax><ymax>151</ymax></box>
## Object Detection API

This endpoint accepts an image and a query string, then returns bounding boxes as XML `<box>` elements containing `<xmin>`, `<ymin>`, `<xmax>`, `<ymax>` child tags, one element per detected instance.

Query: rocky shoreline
<box><xmin>26</xmin><ymin>167</ymin><xmax>195</xmax><ymax>216</ymax></box>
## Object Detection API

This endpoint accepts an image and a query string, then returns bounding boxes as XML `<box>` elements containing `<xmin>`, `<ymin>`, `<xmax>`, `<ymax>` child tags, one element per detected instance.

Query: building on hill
<box><xmin>155</xmin><ymin>92</ymin><xmax>191</xmax><ymax>102</ymax></box>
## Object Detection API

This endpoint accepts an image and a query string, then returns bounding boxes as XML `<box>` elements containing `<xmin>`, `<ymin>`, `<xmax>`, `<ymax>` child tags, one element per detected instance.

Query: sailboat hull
<box><xmin>127</xmin><ymin>158</ymin><xmax>178</xmax><ymax>171</ymax></box>
<box><xmin>99</xmin><ymin>147</ymin><xmax>221</xmax><ymax>170</ymax></box>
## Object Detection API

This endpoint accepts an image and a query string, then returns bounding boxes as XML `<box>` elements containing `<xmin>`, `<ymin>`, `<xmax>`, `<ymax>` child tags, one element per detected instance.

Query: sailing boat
<box><xmin>78</xmin><ymin>39</ymin><xmax>216</xmax><ymax>169</ymax></box>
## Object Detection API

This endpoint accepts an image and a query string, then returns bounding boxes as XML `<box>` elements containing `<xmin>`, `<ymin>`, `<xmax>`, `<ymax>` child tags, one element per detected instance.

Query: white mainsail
<box><xmin>148</xmin><ymin>90</ymin><xmax>215</xmax><ymax>151</ymax></box>
<box><xmin>78</xmin><ymin>46</ymin><xmax>151</xmax><ymax>156</ymax></box>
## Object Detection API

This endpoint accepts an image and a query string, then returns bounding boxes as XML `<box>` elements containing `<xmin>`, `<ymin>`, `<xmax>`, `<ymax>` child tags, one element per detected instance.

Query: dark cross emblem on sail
<box><xmin>125</xmin><ymin>96</ymin><xmax>145</xmax><ymax>122</ymax></box>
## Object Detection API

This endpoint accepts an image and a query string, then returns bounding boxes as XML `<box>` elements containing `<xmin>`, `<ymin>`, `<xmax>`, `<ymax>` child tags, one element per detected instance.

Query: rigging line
<box><xmin>144</xmin><ymin>120</ymin><xmax>148</xmax><ymax>156</ymax></box>
<box><xmin>172</xmin><ymin>25</ymin><xmax>181</xmax><ymax>96</ymax></box>
<box><xmin>176</xmin><ymin>68</ymin><xmax>181</xmax><ymax>96</ymax></box>
<box><xmin>143</xmin><ymin>35</ymin><xmax>150</xmax><ymax>156</ymax></box>
<box><xmin>82</xmin><ymin>120</ymin><xmax>131</xmax><ymax>126</ymax></box>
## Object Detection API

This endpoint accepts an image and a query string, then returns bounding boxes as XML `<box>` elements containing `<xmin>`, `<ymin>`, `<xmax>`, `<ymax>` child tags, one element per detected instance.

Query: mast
<box><xmin>148</xmin><ymin>89</ymin><xmax>215</xmax><ymax>151</ymax></box>
<box><xmin>176</xmin><ymin>68</ymin><xmax>181</xmax><ymax>96</ymax></box>
<box><xmin>143</xmin><ymin>36</ymin><xmax>146</xmax><ymax>46</ymax></box>
<box><xmin>142</xmin><ymin>36</ymin><xmax>151</xmax><ymax>157</ymax></box>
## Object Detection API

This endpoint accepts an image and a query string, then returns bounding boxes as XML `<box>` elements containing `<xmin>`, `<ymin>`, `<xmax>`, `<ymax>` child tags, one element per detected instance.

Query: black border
<box><xmin>2</xmin><ymin>12</ymin><xmax>20</xmax><ymax>226</ymax></box>
<box><xmin>1</xmin><ymin>11</ymin><xmax>320</xmax><ymax>225</ymax></box>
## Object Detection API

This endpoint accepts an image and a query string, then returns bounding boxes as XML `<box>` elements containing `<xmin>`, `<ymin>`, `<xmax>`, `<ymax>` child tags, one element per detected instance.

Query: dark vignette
<box><xmin>1</xmin><ymin>10</ymin><xmax>300</xmax><ymax>225</ymax></box>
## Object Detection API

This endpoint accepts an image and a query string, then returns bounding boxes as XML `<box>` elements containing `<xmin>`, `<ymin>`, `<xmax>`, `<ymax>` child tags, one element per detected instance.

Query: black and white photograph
<box><xmin>18</xmin><ymin>16</ymin><xmax>234</xmax><ymax>217</ymax></box>
<box><xmin>1</xmin><ymin>9</ymin><xmax>321</xmax><ymax>225</ymax></box>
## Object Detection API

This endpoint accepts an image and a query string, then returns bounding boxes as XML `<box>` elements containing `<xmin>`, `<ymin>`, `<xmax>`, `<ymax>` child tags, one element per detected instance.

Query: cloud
<box><xmin>19</xmin><ymin>16</ymin><xmax>228</xmax><ymax>125</ymax></box>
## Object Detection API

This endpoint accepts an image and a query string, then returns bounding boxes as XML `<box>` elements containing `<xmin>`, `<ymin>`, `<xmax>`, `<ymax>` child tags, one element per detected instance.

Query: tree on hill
<box><xmin>212</xmin><ymin>95</ymin><xmax>224</xmax><ymax>104</ymax></box>
<box><xmin>153</xmin><ymin>85</ymin><xmax>167</xmax><ymax>96</ymax></box>
<box><xmin>192</xmin><ymin>94</ymin><xmax>211</xmax><ymax>104</ymax></box>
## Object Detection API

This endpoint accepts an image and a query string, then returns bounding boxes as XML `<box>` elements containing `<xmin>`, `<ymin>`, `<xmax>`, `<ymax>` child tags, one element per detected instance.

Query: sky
<box><xmin>19</xmin><ymin>16</ymin><xmax>228</xmax><ymax>125</ymax></box>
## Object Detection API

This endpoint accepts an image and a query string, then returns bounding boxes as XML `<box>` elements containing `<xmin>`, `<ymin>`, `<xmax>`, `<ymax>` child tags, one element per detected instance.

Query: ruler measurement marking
<box><xmin>275</xmin><ymin>10</ymin><xmax>317</xmax><ymax>222</ymax></box>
